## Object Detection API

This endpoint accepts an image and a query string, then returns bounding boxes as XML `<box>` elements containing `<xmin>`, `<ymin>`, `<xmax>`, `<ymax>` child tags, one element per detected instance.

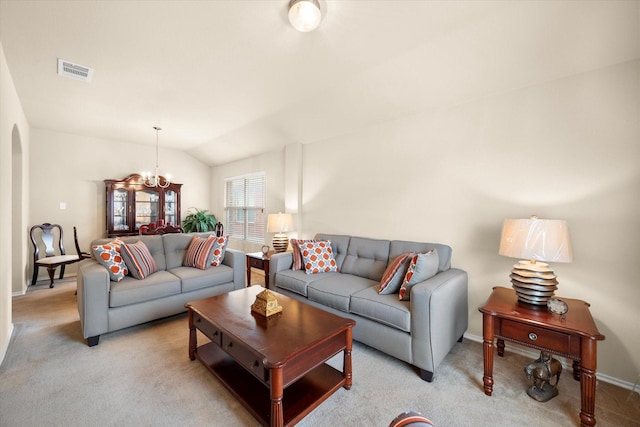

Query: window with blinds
<box><xmin>224</xmin><ymin>173</ymin><xmax>266</xmax><ymax>243</ymax></box>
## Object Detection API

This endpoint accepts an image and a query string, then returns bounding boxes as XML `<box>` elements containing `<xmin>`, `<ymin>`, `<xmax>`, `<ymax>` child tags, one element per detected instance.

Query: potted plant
<box><xmin>182</xmin><ymin>208</ymin><xmax>218</xmax><ymax>233</ymax></box>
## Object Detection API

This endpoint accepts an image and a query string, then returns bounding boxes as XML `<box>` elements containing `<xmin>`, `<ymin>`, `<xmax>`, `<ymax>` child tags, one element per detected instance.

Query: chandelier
<box><xmin>142</xmin><ymin>126</ymin><xmax>171</xmax><ymax>189</ymax></box>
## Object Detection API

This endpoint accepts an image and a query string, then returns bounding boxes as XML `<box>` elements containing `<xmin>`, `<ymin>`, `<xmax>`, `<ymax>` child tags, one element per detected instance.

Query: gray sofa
<box><xmin>269</xmin><ymin>233</ymin><xmax>468</xmax><ymax>382</ymax></box>
<box><xmin>76</xmin><ymin>232</ymin><xmax>245</xmax><ymax>346</ymax></box>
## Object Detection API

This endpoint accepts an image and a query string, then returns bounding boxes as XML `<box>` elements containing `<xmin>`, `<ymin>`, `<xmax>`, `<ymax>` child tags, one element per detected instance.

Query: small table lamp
<box><xmin>499</xmin><ymin>216</ymin><xmax>573</xmax><ymax>305</ymax></box>
<box><xmin>267</xmin><ymin>213</ymin><xmax>294</xmax><ymax>253</ymax></box>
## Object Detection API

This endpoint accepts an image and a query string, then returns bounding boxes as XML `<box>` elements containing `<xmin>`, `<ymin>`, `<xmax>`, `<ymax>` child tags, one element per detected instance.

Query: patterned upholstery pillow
<box><xmin>399</xmin><ymin>249</ymin><xmax>439</xmax><ymax>301</ymax></box>
<box><xmin>210</xmin><ymin>235</ymin><xmax>229</xmax><ymax>267</ymax></box>
<box><xmin>297</xmin><ymin>240</ymin><xmax>339</xmax><ymax>274</ymax></box>
<box><xmin>389</xmin><ymin>410</ymin><xmax>435</xmax><ymax>427</ymax></box>
<box><xmin>183</xmin><ymin>235</ymin><xmax>216</xmax><ymax>270</ymax></box>
<box><xmin>378</xmin><ymin>252</ymin><xmax>414</xmax><ymax>294</ymax></box>
<box><xmin>290</xmin><ymin>239</ymin><xmax>317</xmax><ymax>270</ymax></box>
<box><xmin>92</xmin><ymin>238</ymin><xmax>128</xmax><ymax>282</ymax></box>
<box><xmin>121</xmin><ymin>240</ymin><xmax>157</xmax><ymax>280</ymax></box>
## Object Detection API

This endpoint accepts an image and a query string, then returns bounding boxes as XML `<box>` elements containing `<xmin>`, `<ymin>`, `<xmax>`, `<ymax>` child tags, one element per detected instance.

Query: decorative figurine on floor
<box><xmin>524</xmin><ymin>351</ymin><xmax>563</xmax><ymax>402</ymax></box>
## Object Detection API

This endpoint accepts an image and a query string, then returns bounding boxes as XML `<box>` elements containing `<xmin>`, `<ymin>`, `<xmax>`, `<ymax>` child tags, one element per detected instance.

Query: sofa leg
<box><xmin>87</xmin><ymin>336</ymin><xmax>100</xmax><ymax>347</ymax></box>
<box><xmin>419</xmin><ymin>369</ymin><xmax>434</xmax><ymax>382</ymax></box>
<box><xmin>458</xmin><ymin>334</ymin><xmax>464</xmax><ymax>343</ymax></box>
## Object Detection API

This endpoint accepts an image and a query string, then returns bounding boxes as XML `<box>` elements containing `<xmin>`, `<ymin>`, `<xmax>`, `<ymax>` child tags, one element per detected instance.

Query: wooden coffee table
<box><xmin>186</xmin><ymin>286</ymin><xmax>355</xmax><ymax>427</ymax></box>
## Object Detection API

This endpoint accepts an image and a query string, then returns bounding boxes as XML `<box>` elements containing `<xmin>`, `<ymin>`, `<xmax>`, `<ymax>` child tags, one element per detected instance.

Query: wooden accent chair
<box><xmin>30</xmin><ymin>223</ymin><xmax>90</xmax><ymax>288</ymax></box>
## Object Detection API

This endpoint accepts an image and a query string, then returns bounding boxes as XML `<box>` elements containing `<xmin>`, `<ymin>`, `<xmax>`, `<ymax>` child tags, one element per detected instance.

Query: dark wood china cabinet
<box><xmin>105</xmin><ymin>174</ymin><xmax>182</xmax><ymax>237</ymax></box>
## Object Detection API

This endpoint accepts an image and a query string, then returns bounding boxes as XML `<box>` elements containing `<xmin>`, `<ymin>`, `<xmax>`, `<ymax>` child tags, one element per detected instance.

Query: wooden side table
<box><xmin>246</xmin><ymin>252</ymin><xmax>271</xmax><ymax>289</ymax></box>
<box><xmin>479</xmin><ymin>286</ymin><xmax>605</xmax><ymax>427</ymax></box>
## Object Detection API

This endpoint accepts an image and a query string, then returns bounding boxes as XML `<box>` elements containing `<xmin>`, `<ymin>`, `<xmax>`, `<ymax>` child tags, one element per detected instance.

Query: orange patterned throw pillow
<box><xmin>398</xmin><ymin>249</ymin><xmax>439</xmax><ymax>301</ymax></box>
<box><xmin>297</xmin><ymin>240</ymin><xmax>339</xmax><ymax>274</ymax></box>
<box><xmin>290</xmin><ymin>239</ymin><xmax>318</xmax><ymax>270</ymax></box>
<box><xmin>210</xmin><ymin>235</ymin><xmax>228</xmax><ymax>267</ymax></box>
<box><xmin>92</xmin><ymin>238</ymin><xmax>128</xmax><ymax>282</ymax></box>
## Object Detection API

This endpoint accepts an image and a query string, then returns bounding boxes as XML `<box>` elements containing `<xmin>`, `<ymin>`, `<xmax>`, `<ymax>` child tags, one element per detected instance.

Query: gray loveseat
<box><xmin>269</xmin><ymin>233</ymin><xmax>468</xmax><ymax>382</ymax></box>
<box><xmin>76</xmin><ymin>232</ymin><xmax>245</xmax><ymax>346</ymax></box>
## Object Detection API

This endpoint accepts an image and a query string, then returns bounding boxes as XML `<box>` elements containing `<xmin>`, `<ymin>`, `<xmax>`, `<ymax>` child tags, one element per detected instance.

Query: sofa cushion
<box><xmin>109</xmin><ymin>270</ymin><xmax>181</xmax><ymax>307</ymax></box>
<box><xmin>378</xmin><ymin>252</ymin><xmax>414</xmax><ymax>295</ymax></box>
<box><xmin>307</xmin><ymin>274</ymin><xmax>377</xmax><ymax>313</ymax></box>
<box><xmin>171</xmin><ymin>265</ymin><xmax>234</xmax><ymax>293</ymax></box>
<box><xmin>399</xmin><ymin>250</ymin><xmax>439</xmax><ymax>301</ymax></box>
<box><xmin>274</xmin><ymin>269</ymin><xmax>332</xmax><ymax>297</ymax></box>
<box><xmin>298</xmin><ymin>240</ymin><xmax>339</xmax><ymax>274</ymax></box>
<box><xmin>340</xmin><ymin>236</ymin><xmax>390</xmax><ymax>281</ymax></box>
<box><xmin>92</xmin><ymin>238</ymin><xmax>128</xmax><ymax>282</ymax></box>
<box><xmin>183</xmin><ymin>235</ymin><xmax>216</xmax><ymax>270</ymax></box>
<box><xmin>350</xmin><ymin>285</ymin><xmax>411</xmax><ymax>332</ymax></box>
<box><xmin>121</xmin><ymin>241</ymin><xmax>158</xmax><ymax>280</ymax></box>
<box><xmin>389</xmin><ymin>240</ymin><xmax>452</xmax><ymax>273</ymax></box>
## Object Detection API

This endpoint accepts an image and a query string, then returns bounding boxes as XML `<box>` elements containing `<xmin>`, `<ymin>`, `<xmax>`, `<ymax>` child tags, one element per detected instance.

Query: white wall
<box><xmin>27</xmin><ymin>129</ymin><xmax>211</xmax><ymax>287</ymax></box>
<box><xmin>0</xmin><ymin>42</ymin><xmax>30</xmax><ymax>365</ymax></box>
<box><xmin>213</xmin><ymin>60</ymin><xmax>640</xmax><ymax>385</ymax></box>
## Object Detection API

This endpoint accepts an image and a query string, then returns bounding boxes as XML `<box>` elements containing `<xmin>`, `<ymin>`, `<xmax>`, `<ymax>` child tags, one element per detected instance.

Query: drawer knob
<box><xmin>253</xmin><ymin>360</ymin><xmax>260</xmax><ymax>369</ymax></box>
<box><xmin>528</xmin><ymin>332</ymin><xmax>538</xmax><ymax>341</ymax></box>
<box><xmin>226</xmin><ymin>342</ymin><xmax>233</xmax><ymax>349</ymax></box>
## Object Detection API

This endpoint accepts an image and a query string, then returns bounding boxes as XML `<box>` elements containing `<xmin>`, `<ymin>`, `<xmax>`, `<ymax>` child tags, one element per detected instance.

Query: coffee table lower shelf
<box><xmin>195</xmin><ymin>342</ymin><xmax>345</xmax><ymax>427</ymax></box>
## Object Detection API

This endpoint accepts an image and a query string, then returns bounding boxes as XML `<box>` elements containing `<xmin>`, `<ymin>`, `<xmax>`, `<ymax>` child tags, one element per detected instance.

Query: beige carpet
<box><xmin>1</xmin><ymin>278</ymin><xmax>638</xmax><ymax>427</ymax></box>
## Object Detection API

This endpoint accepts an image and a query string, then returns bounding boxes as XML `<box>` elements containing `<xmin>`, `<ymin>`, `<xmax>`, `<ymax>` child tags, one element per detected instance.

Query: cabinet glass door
<box><xmin>164</xmin><ymin>190</ymin><xmax>177</xmax><ymax>226</ymax></box>
<box><xmin>135</xmin><ymin>189</ymin><xmax>160</xmax><ymax>231</ymax></box>
<box><xmin>113</xmin><ymin>188</ymin><xmax>130</xmax><ymax>231</ymax></box>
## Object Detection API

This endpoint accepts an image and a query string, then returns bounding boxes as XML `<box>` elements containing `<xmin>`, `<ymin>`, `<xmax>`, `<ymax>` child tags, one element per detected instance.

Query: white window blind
<box><xmin>224</xmin><ymin>173</ymin><xmax>266</xmax><ymax>243</ymax></box>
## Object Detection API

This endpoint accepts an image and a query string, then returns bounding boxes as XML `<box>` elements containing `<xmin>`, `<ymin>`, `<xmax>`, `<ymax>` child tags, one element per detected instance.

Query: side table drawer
<box><xmin>221</xmin><ymin>335</ymin><xmax>268</xmax><ymax>383</ymax></box>
<box><xmin>499</xmin><ymin>319</ymin><xmax>571</xmax><ymax>354</ymax></box>
<box><xmin>193</xmin><ymin>313</ymin><xmax>222</xmax><ymax>346</ymax></box>
<box><xmin>248</xmin><ymin>256</ymin><xmax>265</xmax><ymax>269</ymax></box>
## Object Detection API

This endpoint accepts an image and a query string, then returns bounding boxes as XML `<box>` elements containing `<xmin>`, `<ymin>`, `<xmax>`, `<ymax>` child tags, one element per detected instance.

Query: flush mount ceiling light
<box><xmin>288</xmin><ymin>0</ymin><xmax>322</xmax><ymax>32</ymax></box>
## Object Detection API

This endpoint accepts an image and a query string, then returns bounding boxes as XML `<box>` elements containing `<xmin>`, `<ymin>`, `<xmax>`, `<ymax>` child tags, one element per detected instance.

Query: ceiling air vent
<box><xmin>57</xmin><ymin>59</ymin><xmax>93</xmax><ymax>83</ymax></box>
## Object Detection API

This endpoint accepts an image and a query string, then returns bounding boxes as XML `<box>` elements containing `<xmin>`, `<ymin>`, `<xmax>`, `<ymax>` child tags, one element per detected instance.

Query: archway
<box><xmin>11</xmin><ymin>124</ymin><xmax>25</xmax><ymax>293</ymax></box>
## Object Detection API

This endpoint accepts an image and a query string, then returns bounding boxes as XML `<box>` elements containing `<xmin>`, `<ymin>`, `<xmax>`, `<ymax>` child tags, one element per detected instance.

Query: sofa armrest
<box><xmin>222</xmin><ymin>248</ymin><xmax>246</xmax><ymax>289</ymax></box>
<box><xmin>268</xmin><ymin>252</ymin><xmax>293</xmax><ymax>287</ymax></box>
<box><xmin>409</xmin><ymin>268</ymin><xmax>468</xmax><ymax>373</ymax></box>
<box><xmin>76</xmin><ymin>259</ymin><xmax>111</xmax><ymax>339</ymax></box>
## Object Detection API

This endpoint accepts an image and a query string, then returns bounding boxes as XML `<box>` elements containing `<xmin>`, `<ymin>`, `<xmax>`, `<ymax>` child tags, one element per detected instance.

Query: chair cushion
<box><xmin>399</xmin><ymin>250</ymin><xmax>439</xmax><ymax>301</ymax></box>
<box><xmin>182</xmin><ymin>235</ymin><xmax>216</xmax><ymax>270</ymax></box>
<box><xmin>92</xmin><ymin>238</ymin><xmax>128</xmax><ymax>282</ymax></box>
<box><xmin>121</xmin><ymin>241</ymin><xmax>158</xmax><ymax>280</ymax></box>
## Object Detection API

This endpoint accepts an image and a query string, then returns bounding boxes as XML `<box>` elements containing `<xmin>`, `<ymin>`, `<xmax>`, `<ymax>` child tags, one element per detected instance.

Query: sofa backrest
<box><xmin>341</xmin><ymin>236</ymin><xmax>390</xmax><ymax>281</ymax></box>
<box><xmin>162</xmin><ymin>232</ymin><xmax>216</xmax><ymax>270</ymax></box>
<box><xmin>389</xmin><ymin>240</ymin><xmax>452</xmax><ymax>272</ymax></box>
<box><xmin>90</xmin><ymin>235</ymin><xmax>167</xmax><ymax>271</ymax></box>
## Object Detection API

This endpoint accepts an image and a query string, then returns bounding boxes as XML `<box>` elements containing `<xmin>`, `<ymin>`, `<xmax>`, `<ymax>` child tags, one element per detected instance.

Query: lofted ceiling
<box><xmin>1</xmin><ymin>1</ymin><xmax>638</xmax><ymax>166</ymax></box>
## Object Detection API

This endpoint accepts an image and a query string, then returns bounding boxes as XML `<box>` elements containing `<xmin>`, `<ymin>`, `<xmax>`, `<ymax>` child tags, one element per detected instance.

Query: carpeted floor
<box><xmin>1</xmin><ymin>277</ymin><xmax>638</xmax><ymax>427</ymax></box>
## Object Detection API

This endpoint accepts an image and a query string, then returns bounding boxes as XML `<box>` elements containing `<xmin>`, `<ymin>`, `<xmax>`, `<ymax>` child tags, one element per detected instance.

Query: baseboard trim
<box><xmin>463</xmin><ymin>332</ymin><xmax>639</xmax><ymax>394</ymax></box>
